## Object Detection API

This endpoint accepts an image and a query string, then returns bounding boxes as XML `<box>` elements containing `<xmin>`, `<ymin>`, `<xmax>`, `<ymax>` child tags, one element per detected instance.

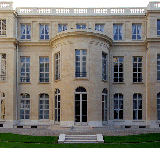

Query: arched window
<box><xmin>102</xmin><ymin>88</ymin><xmax>107</xmax><ymax>122</ymax></box>
<box><xmin>0</xmin><ymin>92</ymin><xmax>5</xmax><ymax>119</ymax></box>
<box><xmin>55</xmin><ymin>89</ymin><xmax>60</xmax><ymax>123</ymax></box>
<box><xmin>133</xmin><ymin>93</ymin><xmax>142</xmax><ymax>120</ymax></box>
<box><xmin>157</xmin><ymin>93</ymin><xmax>160</xmax><ymax>120</ymax></box>
<box><xmin>39</xmin><ymin>93</ymin><xmax>49</xmax><ymax>119</ymax></box>
<box><xmin>114</xmin><ymin>93</ymin><xmax>123</xmax><ymax>120</ymax></box>
<box><xmin>75</xmin><ymin>86</ymin><xmax>86</xmax><ymax>92</ymax></box>
<box><xmin>20</xmin><ymin>93</ymin><xmax>30</xmax><ymax>119</ymax></box>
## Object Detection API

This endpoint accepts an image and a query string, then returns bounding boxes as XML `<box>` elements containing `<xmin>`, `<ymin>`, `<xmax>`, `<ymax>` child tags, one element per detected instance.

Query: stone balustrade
<box><xmin>0</xmin><ymin>1</ymin><xmax>13</xmax><ymax>10</ymax></box>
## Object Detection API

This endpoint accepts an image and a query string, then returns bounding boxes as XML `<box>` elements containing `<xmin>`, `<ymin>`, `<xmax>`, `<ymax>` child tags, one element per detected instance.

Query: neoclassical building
<box><xmin>0</xmin><ymin>1</ymin><xmax>160</xmax><ymax>128</ymax></box>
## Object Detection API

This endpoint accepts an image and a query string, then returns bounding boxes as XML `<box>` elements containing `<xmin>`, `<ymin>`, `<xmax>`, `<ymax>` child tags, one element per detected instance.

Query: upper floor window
<box><xmin>21</xmin><ymin>24</ymin><xmax>31</xmax><ymax>39</ymax></box>
<box><xmin>75</xmin><ymin>50</ymin><xmax>87</xmax><ymax>78</ymax></box>
<box><xmin>20</xmin><ymin>57</ymin><xmax>30</xmax><ymax>83</ymax></box>
<box><xmin>55</xmin><ymin>52</ymin><xmax>60</xmax><ymax>80</ymax></box>
<box><xmin>0</xmin><ymin>54</ymin><xmax>6</xmax><ymax>81</ymax></box>
<box><xmin>0</xmin><ymin>20</ymin><xmax>6</xmax><ymax>35</ymax></box>
<box><xmin>102</xmin><ymin>52</ymin><xmax>108</xmax><ymax>81</ymax></box>
<box><xmin>95</xmin><ymin>24</ymin><xmax>104</xmax><ymax>32</ymax></box>
<box><xmin>157</xmin><ymin>54</ymin><xmax>160</xmax><ymax>81</ymax></box>
<box><xmin>133</xmin><ymin>57</ymin><xmax>142</xmax><ymax>83</ymax></box>
<box><xmin>58</xmin><ymin>24</ymin><xmax>67</xmax><ymax>33</ymax></box>
<box><xmin>76</xmin><ymin>24</ymin><xmax>86</xmax><ymax>29</ymax></box>
<box><xmin>40</xmin><ymin>24</ymin><xmax>49</xmax><ymax>40</ymax></box>
<box><xmin>113</xmin><ymin>24</ymin><xmax>122</xmax><ymax>40</ymax></box>
<box><xmin>132</xmin><ymin>24</ymin><xmax>141</xmax><ymax>40</ymax></box>
<box><xmin>157</xmin><ymin>20</ymin><xmax>160</xmax><ymax>35</ymax></box>
<box><xmin>39</xmin><ymin>57</ymin><xmax>49</xmax><ymax>82</ymax></box>
<box><xmin>113</xmin><ymin>57</ymin><xmax>123</xmax><ymax>83</ymax></box>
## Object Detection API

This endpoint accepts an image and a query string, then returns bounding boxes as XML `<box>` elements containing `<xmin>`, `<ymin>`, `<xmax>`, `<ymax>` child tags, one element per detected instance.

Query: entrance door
<box><xmin>75</xmin><ymin>93</ymin><xmax>87</xmax><ymax>125</ymax></box>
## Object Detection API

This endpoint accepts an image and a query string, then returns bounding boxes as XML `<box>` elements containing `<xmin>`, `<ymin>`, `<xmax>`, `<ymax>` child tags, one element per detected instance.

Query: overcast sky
<box><xmin>5</xmin><ymin>0</ymin><xmax>153</xmax><ymax>8</ymax></box>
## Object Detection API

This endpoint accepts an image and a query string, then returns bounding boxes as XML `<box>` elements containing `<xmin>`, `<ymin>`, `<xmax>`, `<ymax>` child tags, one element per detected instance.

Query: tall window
<box><xmin>21</xmin><ymin>24</ymin><xmax>31</xmax><ymax>39</ymax></box>
<box><xmin>157</xmin><ymin>93</ymin><xmax>160</xmax><ymax>120</ymax></box>
<box><xmin>20</xmin><ymin>57</ymin><xmax>30</xmax><ymax>82</ymax></box>
<box><xmin>0</xmin><ymin>54</ymin><xmax>6</xmax><ymax>81</ymax></box>
<box><xmin>0</xmin><ymin>20</ymin><xmax>6</xmax><ymax>35</ymax></box>
<box><xmin>133</xmin><ymin>93</ymin><xmax>142</xmax><ymax>120</ymax></box>
<box><xmin>20</xmin><ymin>94</ymin><xmax>30</xmax><ymax>120</ymax></box>
<box><xmin>113</xmin><ymin>24</ymin><xmax>122</xmax><ymax>40</ymax></box>
<box><xmin>102</xmin><ymin>88</ymin><xmax>107</xmax><ymax>122</ymax></box>
<box><xmin>113</xmin><ymin>57</ymin><xmax>123</xmax><ymax>83</ymax></box>
<box><xmin>76</xmin><ymin>24</ymin><xmax>86</xmax><ymax>29</ymax></box>
<box><xmin>39</xmin><ymin>57</ymin><xmax>49</xmax><ymax>82</ymax></box>
<box><xmin>102</xmin><ymin>52</ymin><xmax>108</xmax><ymax>81</ymax></box>
<box><xmin>55</xmin><ymin>52</ymin><xmax>60</xmax><ymax>80</ymax></box>
<box><xmin>0</xmin><ymin>92</ymin><xmax>5</xmax><ymax>120</ymax></box>
<box><xmin>114</xmin><ymin>93</ymin><xmax>123</xmax><ymax>120</ymax></box>
<box><xmin>75</xmin><ymin>50</ymin><xmax>87</xmax><ymax>78</ymax></box>
<box><xmin>39</xmin><ymin>93</ymin><xmax>49</xmax><ymax>119</ymax></box>
<box><xmin>55</xmin><ymin>89</ymin><xmax>60</xmax><ymax>122</ymax></box>
<box><xmin>133</xmin><ymin>57</ymin><xmax>142</xmax><ymax>82</ymax></box>
<box><xmin>40</xmin><ymin>24</ymin><xmax>49</xmax><ymax>40</ymax></box>
<box><xmin>157</xmin><ymin>54</ymin><xmax>160</xmax><ymax>80</ymax></box>
<box><xmin>132</xmin><ymin>24</ymin><xmax>141</xmax><ymax>40</ymax></box>
<box><xmin>95</xmin><ymin>24</ymin><xmax>104</xmax><ymax>32</ymax></box>
<box><xmin>58</xmin><ymin>24</ymin><xmax>67</xmax><ymax>33</ymax></box>
<box><xmin>157</xmin><ymin>20</ymin><xmax>160</xmax><ymax>35</ymax></box>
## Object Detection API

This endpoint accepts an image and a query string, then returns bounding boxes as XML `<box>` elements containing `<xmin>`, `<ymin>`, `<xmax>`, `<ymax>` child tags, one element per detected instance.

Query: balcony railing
<box><xmin>75</xmin><ymin>72</ymin><xmax>87</xmax><ymax>78</ymax></box>
<box><xmin>0</xmin><ymin>2</ymin><xmax>13</xmax><ymax>10</ymax></box>
<box><xmin>39</xmin><ymin>78</ymin><xmax>49</xmax><ymax>82</ymax></box>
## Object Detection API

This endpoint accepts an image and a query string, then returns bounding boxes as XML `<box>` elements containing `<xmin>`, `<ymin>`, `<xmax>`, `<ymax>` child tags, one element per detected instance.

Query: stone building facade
<box><xmin>0</xmin><ymin>1</ymin><xmax>160</xmax><ymax>128</ymax></box>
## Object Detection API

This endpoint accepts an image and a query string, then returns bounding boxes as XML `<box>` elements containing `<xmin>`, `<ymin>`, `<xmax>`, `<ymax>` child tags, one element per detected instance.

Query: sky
<box><xmin>4</xmin><ymin>0</ymin><xmax>154</xmax><ymax>8</ymax></box>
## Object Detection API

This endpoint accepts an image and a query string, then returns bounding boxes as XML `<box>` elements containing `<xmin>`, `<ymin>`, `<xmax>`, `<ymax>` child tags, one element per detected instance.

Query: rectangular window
<box><xmin>76</xmin><ymin>24</ymin><xmax>86</xmax><ymax>29</ymax></box>
<box><xmin>40</xmin><ymin>24</ymin><xmax>49</xmax><ymax>40</ymax></box>
<box><xmin>58</xmin><ymin>24</ymin><xmax>67</xmax><ymax>33</ymax></box>
<box><xmin>132</xmin><ymin>24</ymin><xmax>141</xmax><ymax>40</ymax></box>
<box><xmin>157</xmin><ymin>20</ymin><xmax>160</xmax><ymax>35</ymax></box>
<box><xmin>21</xmin><ymin>24</ymin><xmax>31</xmax><ymax>39</ymax></box>
<box><xmin>114</xmin><ymin>93</ymin><xmax>123</xmax><ymax>120</ymax></box>
<box><xmin>0</xmin><ymin>20</ymin><xmax>6</xmax><ymax>35</ymax></box>
<box><xmin>55</xmin><ymin>52</ymin><xmax>60</xmax><ymax>80</ymax></box>
<box><xmin>157</xmin><ymin>93</ymin><xmax>160</xmax><ymax>120</ymax></box>
<box><xmin>39</xmin><ymin>57</ymin><xmax>49</xmax><ymax>82</ymax></box>
<box><xmin>113</xmin><ymin>24</ymin><xmax>122</xmax><ymax>40</ymax></box>
<box><xmin>157</xmin><ymin>54</ymin><xmax>160</xmax><ymax>80</ymax></box>
<box><xmin>133</xmin><ymin>93</ymin><xmax>142</xmax><ymax>120</ymax></box>
<box><xmin>133</xmin><ymin>57</ymin><xmax>142</xmax><ymax>82</ymax></box>
<box><xmin>20</xmin><ymin>57</ymin><xmax>30</xmax><ymax>83</ymax></box>
<box><xmin>0</xmin><ymin>54</ymin><xmax>6</xmax><ymax>81</ymax></box>
<box><xmin>75</xmin><ymin>50</ymin><xmax>87</xmax><ymax>78</ymax></box>
<box><xmin>102</xmin><ymin>52</ymin><xmax>108</xmax><ymax>81</ymax></box>
<box><xmin>95</xmin><ymin>24</ymin><xmax>104</xmax><ymax>32</ymax></box>
<box><xmin>113</xmin><ymin>57</ymin><xmax>123</xmax><ymax>83</ymax></box>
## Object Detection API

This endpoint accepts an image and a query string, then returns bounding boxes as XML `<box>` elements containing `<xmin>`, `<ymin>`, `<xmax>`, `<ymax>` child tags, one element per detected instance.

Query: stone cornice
<box><xmin>144</xmin><ymin>38</ymin><xmax>160</xmax><ymax>46</ymax></box>
<box><xmin>0</xmin><ymin>38</ymin><xmax>19</xmax><ymax>45</ymax></box>
<box><xmin>112</xmin><ymin>41</ymin><xmax>145</xmax><ymax>46</ymax></box>
<box><xmin>18</xmin><ymin>41</ymin><xmax>50</xmax><ymax>46</ymax></box>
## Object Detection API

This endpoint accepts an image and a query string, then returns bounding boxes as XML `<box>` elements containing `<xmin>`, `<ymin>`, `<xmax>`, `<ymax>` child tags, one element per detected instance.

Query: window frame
<box><xmin>39</xmin><ymin>24</ymin><xmax>49</xmax><ymax>40</ymax></box>
<box><xmin>55</xmin><ymin>52</ymin><xmax>60</xmax><ymax>80</ymax></box>
<box><xmin>102</xmin><ymin>52</ymin><xmax>108</xmax><ymax>81</ymax></box>
<box><xmin>102</xmin><ymin>88</ymin><xmax>107</xmax><ymax>122</ymax></box>
<box><xmin>55</xmin><ymin>89</ymin><xmax>60</xmax><ymax>123</ymax></box>
<box><xmin>132</xmin><ymin>24</ymin><xmax>142</xmax><ymax>40</ymax></box>
<box><xmin>113</xmin><ymin>24</ymin><xmax>123</xmax><ymax>40</ymax></box>
<box><xmin>0</xmin><ymin>20</ymin><xmax>6</xmax><ymax>35</ymax></box>
<box><xmin>20</xmin><ymin>24</ymin><xmax>31</xmax><ymax>40</ymax></box>
<box><xmin>0</xmin><ymin>54</ymin><xmax>6</xmax><ymax>81</ymax></box>
<box><xmin>58</xmin><ymin>24</ymin><xmax>67</xmax><ymax>33</ymax></box>
<box><xmin>157</xmin><ymin>54</ymin><xmax>160</xmax><ymax>81</ymax></box>
<box><xmin>95</xmin><ymin>24</ymin><xmax>104</xmax><ymax>32</ymax></box>
<box><xmin>76</xmin><ymin>24</ymin><xmax>86</xmax><ymax>29</ymax></box>
<box><xmin>0</xmin><ymin>92</ymin><xmax>5</xmax><ymax>120</ymax></box>
<box><xmin>157</xmin><ymin>20</ymin><xmax>160</xmax><ymax>35</ymax></box>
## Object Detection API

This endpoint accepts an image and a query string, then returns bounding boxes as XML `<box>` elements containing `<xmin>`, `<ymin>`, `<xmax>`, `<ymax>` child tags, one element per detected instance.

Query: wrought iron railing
<box><xmin>75</xmin><ymin>72</ymin><xmax>87</xmax><ymax>77</ymax></box>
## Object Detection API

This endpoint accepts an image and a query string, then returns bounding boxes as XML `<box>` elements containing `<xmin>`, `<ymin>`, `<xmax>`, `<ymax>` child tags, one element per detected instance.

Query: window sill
<box><xmin>74</xmin><ymin>78</ymin><xmax>89</xmax><ymax>81</ymax></box>
<box><xmin>132</xmin><ymin>39</ymin><xmax>143</xmax><ymax>41</ymax></box>
<box><xmin>39</xmin><ymin>39</ymin><xmax>49</xmax><ymax>41</ymax></box>
<box><xmin>112</xmin><ymin>82</ymin><xmax>125</xmax><ymax>84</ymax></box>
<box><xmin>132</xmin><ymin>120</ymin><xmax>144</xmax><ymax>122</ymax></box>
<box><xmin>0</xmin><ymin>35</ymin><xmax>7</xmax><ymax>37</ymax></box>
<box><xmin>113</xmin><ymin>120</ymin><xmax>125</xmax><ymax>122</ymax></box>
<box><xmin>38</xmin><ymin>82</ymin><xmax>50</xmax><ymax>84</ymax></box>
<box><xmin>102</xmin><ymin>80</ymin><xmax>108</xmax><ymax>83</ymax></box>
<box><xmin>19</xmin><ymin>82</ymin><xmax>31</xmax><ymax>84</ymax></box>
<box><xmin>0</xmin><ymin>80</ymin><xmax>6</xmax><ymax>83</ymax></box>
<box><xmin>38</xmin><ymin>119</ymin><xmax>50</xmax><ymax>121</ymax></box>
<box><xmin>55</xmin><ymin>79</ymin><xmax>61</xmax><ymax>82</ymax></box>
<box><xmin>132</xmin><ymin>82</ymin><xmax>144</xmax><ymax>84</ymax></box>
<box><xmin>20</xmin><ymin>39</ymin><xmax>31</xmax><ymax>41</ymax></box>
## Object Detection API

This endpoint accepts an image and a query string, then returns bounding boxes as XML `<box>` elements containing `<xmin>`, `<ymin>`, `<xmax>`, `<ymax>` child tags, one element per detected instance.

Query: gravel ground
<box><xmin>1</xmin><ymin>127</ymin><xmax>160</xmax><ymax>136</ymax></box>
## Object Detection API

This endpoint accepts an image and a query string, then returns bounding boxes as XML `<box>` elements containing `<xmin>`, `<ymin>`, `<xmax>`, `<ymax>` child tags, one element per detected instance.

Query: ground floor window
<box><xmin>157</xmin><ymin>93</ymin><xmax>160</xmax><ymax>120</ymax></box>
<box><xmin>102</xmin><ymin>88</ymin><xmax>107</xmax><ymax>122</ymax></box>
<box><xmin>114</xmin><ymin>93</ymin><xmax>123</xmax><ymax>119</ymax></box>
<box><xmin>0</xmin><ymin>92</ymin><xmax>5</xmax><ymax>119</ymax></box>
<box><xmin>20</xmin><ymin>93</ymin><xmax>30</xmax><ymax>119</ymax></box>
<box><xmin>55</xmin><ymin>89</ymin><xmax>60</xmax><ymax>122</ymax></box>
<box><xmin>39</xmin><ymin>93</ymin><xmax>49</xmax><ymax>119</ymax></box>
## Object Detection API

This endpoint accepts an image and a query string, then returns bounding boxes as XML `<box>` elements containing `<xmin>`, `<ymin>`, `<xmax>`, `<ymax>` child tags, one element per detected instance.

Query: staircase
<box><xmin>58</xmin><ymin>134</ymin><xmax>104</xmax><ymax>143</ymax></box>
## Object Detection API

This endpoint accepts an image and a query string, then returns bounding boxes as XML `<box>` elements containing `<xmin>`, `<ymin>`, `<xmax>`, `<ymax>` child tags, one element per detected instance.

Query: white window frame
<box><xmin>114</xmin><ymin>93</ymin><xmax>123</xmax><ymax>120</ymax></box>
<box><xmin>102</xmin><ymin>52</ymin><xmax>108</xmax><ymax>81</ymax></box>
<box><xmin>39</xmin><ymin>57</ymin><xmax>49</xmax><ymax>83</ymax></box>
<box><xmin>20</xmin><ymin>93</ymin><xmax>30</xmax><ymax>120</ymax></box>
<box><xmin>0</xmin><ymin>92</ymin><xmax>5</xmax><ymax>120</ymax></box>
<box><xmin>113</xmin><ymin>24</ymin><xmax>122</xmax><ymax>40</ymax></box>
<box><xmin>55</xmin><ymin>52</ymin><xmax>60</xmax><ymax>80</ymax></box>
<box><xmin>0</xmin><ymin>20</ymin><xmax>6</xmax><ymax>35</ymax></box>
<box><xmin>0</xmin><ymin>54</ymin><xmax>6</xmax><ymax>81</ymax></box>
<box><xmin>133</xmin><ymin>57</ymin><xmax>142</xmax><ymax>83</ymax></box>
<box><xmin>58</xmin><ymin>24</ymin><xmax>67</xmax><ymax>33</ymax></box>
<box><xmin>39</xmin><ymin>93</ymin><xmax>49</xmax><ymax>120</ymax></box>
<box><xmin>76</xmin><ymin>24</ymin><xmax>86</xmax><ymax>29</ymax></box>
<box><xmin>55</xmin><ymin>89</ymin><xmax>60</xmax><ymax>123</ymax></box>
<box><xmin>157</xmin><ymin>54</ymin><xmax>160</xmax><ymax>81</ymax></box>
<box><xmin>95</xmin><ymin>24</ymin><xmax>104</xmax><ymax>32</ymax></box>
<box><xmin>132</xmin><ymin>24</ymin><xmax>141</xmax><ymax>40</ymax></box>
<box><xmin>102</xmin><ymin>88</ymin><xmax>107</xmax><ymax>122</ymax></box>
<box><xmin>21</xmin><ymin>24</ymin><xmax>31</xmax><ymax>40</ymax></box>
<box><xmin>39</xmin><ymin>24</ymin><xmax>49</xmax><ymax>40</ymax></box>
<box><xmin>133</xmin><ymin>93</ymin><xmax>142</xmax><ymax>120</ymax></box>
<box><xmin>75</xmin><ymin>50</ymin><xmax>87</xmax><ymax>78</ymax></box>
<box><xmin>113</xmin><ymin>57</ymin><xmax>123</xmax><ymax>83</ymax></box>
<box><xmin>20</xmin><ymin>57</ymin><xmax>30</xmax><ymax>83</ymax></box>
